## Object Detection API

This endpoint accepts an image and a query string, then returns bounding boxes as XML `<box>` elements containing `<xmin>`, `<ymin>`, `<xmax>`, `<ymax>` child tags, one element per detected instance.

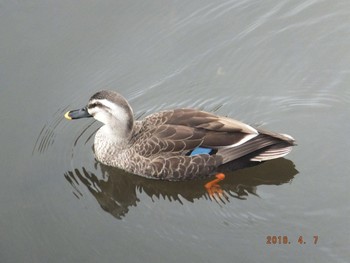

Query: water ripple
<box><xmin>32</xmin><ymin>106</ymin><xmax>69</xmax><ymax>154</ymax></box>
<box><xmin>236</xmin><ymin>1</ymin><xmax>287</xmax><ymax>40</ymax></box>
<box><xmin>32</xmin><ymin>103</ymin><xmax>98</xmax><ymax>163</ymax></box>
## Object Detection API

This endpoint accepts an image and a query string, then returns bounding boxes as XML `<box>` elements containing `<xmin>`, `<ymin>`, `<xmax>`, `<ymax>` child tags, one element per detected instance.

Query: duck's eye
<box><xmin>88</xmin><ymin>102</ymin><xmax>103</xmax><ymax>109</ymax></box>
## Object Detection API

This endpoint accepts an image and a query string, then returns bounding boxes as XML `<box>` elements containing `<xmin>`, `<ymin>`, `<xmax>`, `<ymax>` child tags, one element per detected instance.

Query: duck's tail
<box><xmin>249</xmin><ymin>129</ymin><xmax>295</xmax><ymax>162</ymax></box>
<box><xmin>218</xmin><ymin>128</ymin><xmax>295</xmax><ymax>164</ymax></box>
<box><xmin>249</xmin><ymin>144</ymin><xmax>293</xmax><ymax>161</ymax></box>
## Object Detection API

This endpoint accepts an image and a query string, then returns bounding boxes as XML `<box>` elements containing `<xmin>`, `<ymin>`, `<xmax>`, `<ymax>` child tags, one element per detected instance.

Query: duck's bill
<box><xmin>64</xmin><ymin>107</ymin><xmax>92</xmax><ymax>120</ymax></box>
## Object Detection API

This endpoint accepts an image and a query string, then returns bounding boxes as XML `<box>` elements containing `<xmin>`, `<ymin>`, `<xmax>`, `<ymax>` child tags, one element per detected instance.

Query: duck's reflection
<box><xmin>64</xmin><ymin>158</ymin><xmax>298</xmax><ymax>219</ymax></box>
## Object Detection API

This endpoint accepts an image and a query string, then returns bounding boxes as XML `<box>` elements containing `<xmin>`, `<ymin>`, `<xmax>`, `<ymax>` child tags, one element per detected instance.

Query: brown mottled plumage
<box><xmin>65</xmin><ymin>90</ymin><xmax>295</xmax><ymax>180</ymax></box>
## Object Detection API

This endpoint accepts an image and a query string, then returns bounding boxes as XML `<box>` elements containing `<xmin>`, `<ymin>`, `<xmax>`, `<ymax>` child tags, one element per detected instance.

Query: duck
<box><xmin>65</xmin><ymin>90</ymin><xmax>295</xmax><ymax>195</ymax></box>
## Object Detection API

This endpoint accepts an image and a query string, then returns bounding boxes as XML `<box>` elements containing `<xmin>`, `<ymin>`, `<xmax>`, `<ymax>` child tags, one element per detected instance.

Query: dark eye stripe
<box><xmin>88</xmin><ymin>102</ymin><xmax>108</xmax><ymax>109</ymax></box>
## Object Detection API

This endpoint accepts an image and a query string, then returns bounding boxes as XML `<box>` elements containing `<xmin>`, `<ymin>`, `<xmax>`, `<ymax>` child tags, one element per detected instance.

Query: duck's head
<box><xmin>65</xmin><ymin>90</ymin><xmax>134</xmax><ymax>138</ymax></box>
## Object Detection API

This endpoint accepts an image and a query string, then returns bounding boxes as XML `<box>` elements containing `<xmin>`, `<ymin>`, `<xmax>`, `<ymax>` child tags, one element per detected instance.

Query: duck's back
<box><xmin>125</xmin><ymin>109</ymin><xmax>294</xmax><ymax>180</ymax></box>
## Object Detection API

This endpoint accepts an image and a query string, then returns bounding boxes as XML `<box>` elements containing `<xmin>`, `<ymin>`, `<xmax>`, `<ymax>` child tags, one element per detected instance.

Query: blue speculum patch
<box><xmin>189</xmin><ymin>147</ymin><xmax>213</xmax><ymax>156</ymax></box>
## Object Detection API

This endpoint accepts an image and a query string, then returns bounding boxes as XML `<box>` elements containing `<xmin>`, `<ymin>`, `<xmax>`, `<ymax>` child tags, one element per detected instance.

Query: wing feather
<box><xmin>135</xmin><ymin>108</ymin><xmax>258</xmax><ymax>157</ymax></box>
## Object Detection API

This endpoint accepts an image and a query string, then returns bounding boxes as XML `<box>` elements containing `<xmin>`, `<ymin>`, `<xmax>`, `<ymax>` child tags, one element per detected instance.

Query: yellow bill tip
<box><xmin>64</xmin><ymin>111</ymin><xmax>72</xmax><ymax>120</ymax></box>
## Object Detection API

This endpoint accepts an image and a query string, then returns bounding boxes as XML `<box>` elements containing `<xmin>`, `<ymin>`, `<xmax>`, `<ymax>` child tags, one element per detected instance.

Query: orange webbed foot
<box><xmin>204</xmin><ymin>173</ymin><xmax>228</xmax><ymax>203</ymax></box>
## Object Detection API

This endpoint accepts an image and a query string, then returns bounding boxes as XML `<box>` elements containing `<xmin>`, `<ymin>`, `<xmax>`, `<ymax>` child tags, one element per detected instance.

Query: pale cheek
<box><xmin>94</xmin><ymin>112</ymin><xmax>111</xmax><ymax>125</ymax></box>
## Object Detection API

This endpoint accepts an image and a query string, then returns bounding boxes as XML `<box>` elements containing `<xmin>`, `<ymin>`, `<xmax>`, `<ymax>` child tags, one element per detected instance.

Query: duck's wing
<box><xmin>217</xmin><ymin>130</ymin><xmax>294</xmax><ymax>163</ymax></box>
<box><xmin>134</xmin><ymin>109</ymin><xmax>260</xmax><ymax>157</ymax></box>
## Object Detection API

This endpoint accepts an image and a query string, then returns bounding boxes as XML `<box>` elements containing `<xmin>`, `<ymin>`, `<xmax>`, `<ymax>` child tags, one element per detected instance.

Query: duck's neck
<box><xmin>93</xmin><ymin>105</ymin><xmax>135</xmax><ymax>157</ymax></box>
<box><xmin>95</xmin><ymin>120</ymin><xmax>133</xmax><ymax>150</ymax></box>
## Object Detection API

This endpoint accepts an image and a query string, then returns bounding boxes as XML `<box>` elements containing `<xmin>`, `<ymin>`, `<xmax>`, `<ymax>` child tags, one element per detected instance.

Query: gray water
<box><xmin>1</xmin><ymin>1</ymin><xmax>350</xmax><ymax>262</ymax></box>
